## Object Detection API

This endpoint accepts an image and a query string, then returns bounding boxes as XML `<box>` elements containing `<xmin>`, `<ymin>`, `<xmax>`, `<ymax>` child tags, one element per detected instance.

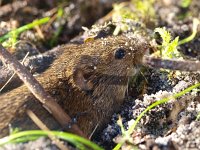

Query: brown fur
<box><xmin>0</xmin><ymin>35</ymin><xmax>148</xmax><ymax>137</ymax></box>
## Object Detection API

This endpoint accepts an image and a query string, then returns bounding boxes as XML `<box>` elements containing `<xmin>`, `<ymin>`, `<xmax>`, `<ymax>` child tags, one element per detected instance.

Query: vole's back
<box><xmin>0</xmin><ymin>43</ymin><xmax>97</xmax><ymax>137</ymax></box>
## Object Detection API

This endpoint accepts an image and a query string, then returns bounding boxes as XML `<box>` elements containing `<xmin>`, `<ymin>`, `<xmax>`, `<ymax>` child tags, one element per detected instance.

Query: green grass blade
<box><xmin>113</xmin><ymin>82</ymin><xmax>200</xmax><ymax>150</ymax></box>
<box><xmin>0</xmin><ymin>17</ymin><xmax>50</xmax><ymax>43</ymax></box>
<box><xmin>0</xmin><ymin>130</ymin><xmax>104</xmax><ymax>150</ymax></box>
<box><xmin>178</xmin><ymin>18</ymin><xmax>200</xmax><ymax>45</ymax></box>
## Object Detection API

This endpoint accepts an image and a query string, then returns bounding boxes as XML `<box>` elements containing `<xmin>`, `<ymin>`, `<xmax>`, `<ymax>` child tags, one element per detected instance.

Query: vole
<box><xmin>0</xmin><ymin>34</ymin><xmax>148</xmax><ymax>137</ymax></box>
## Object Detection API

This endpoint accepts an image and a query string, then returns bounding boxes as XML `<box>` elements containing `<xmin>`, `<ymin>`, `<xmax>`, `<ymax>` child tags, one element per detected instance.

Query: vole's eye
<box><xmin>114</xmin><ymin>48</ymin><xmax>126</xmax><ymax>59</ymax></box>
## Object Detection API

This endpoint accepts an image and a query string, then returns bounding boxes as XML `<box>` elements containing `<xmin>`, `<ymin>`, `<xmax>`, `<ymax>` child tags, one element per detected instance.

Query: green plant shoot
<box><xmin>50</xmin><ymin>7</ymin><xmax>64</xmax><ymax>46</ymax></box>
<box><xmin>180</xmin><ymin>0</ymin><xmax>192</xmax><ymax>8</ymax></box>
<box><xmin>155</xmin><ymin>27</ymin><xmax>180</xmax><ymax>59</ymax></box>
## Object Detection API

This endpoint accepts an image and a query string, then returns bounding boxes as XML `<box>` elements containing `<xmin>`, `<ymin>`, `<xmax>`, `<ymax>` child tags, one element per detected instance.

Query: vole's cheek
<box><xmin>134</xmin><ymin>67</ymin><xmax>140</xmax><ymax>74</ymax></box>
<box><xmin>126</xmin><ymin>66</ymin><xmax>137</xmax><ymax>76</ymax></box>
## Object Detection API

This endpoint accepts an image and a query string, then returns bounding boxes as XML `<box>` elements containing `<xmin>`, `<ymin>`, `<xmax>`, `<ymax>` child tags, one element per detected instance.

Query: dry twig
<box><xmin>143</xmin><ymin>55</ymin><xmax>200</xmax><ymax>71</ymax></box>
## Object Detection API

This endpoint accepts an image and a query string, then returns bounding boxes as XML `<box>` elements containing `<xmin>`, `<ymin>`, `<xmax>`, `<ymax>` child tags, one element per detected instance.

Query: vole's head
<box><xmin>73</xmin><ymin>34</ymin><xmax>149</xmax><ymax>92</ymax></box>
<box><xmin>96</xmin><ymin>34</ymin><xmax>148</xmax><ymax>76</ymax></box>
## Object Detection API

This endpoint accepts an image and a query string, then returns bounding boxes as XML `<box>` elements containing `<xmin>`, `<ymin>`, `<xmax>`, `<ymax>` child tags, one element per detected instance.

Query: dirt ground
<box><xmin>0</xmin><ymin>0</ymin><xmax>200</xmax><ymax>150</ymax></box>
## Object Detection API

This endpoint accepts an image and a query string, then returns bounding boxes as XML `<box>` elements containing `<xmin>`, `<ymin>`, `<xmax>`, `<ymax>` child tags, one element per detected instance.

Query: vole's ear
<box><xmin>73</xmin><ymin>67</ymin><xmax>94</xmax><ymax>91</ymax></box>
<box><xmin>73</xmin><ymin>55</ymin><xmax>98</xmax><ymax>92</ymax></box>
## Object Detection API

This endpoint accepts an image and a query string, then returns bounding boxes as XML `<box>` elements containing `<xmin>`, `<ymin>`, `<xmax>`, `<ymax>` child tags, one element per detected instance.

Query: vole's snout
<box><xmin>130</xmin><ymin>36</ymin><xmax>150</xmax><ymax>65</ymax></box>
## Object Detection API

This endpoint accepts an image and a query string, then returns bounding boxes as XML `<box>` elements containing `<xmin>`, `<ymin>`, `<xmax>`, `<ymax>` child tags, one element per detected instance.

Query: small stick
<box><xmin>0</xmin><ymin>44</ymin><xmax>87</xmax><ymax>138</ymax></box>
<box><xmin>27</xmin><ymin>110</ymin><xmax>69</xmax><ymax>150</ymax></box>
<box><xmin>143</xmin><ymin>55</ymin><xmax>200</xmax><ymax>71</ymax></box>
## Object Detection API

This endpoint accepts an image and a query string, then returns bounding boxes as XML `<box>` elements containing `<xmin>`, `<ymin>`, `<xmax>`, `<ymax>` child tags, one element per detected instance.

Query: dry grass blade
<box><xmin>27</xmin><ymin>110</ymin><xmax>69</xmax><ymax>150</ymax></box>
<box><xmin>0</xmin><ymin>52</ymin><xmax>29</xmax><ymax>92</ymax></box>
